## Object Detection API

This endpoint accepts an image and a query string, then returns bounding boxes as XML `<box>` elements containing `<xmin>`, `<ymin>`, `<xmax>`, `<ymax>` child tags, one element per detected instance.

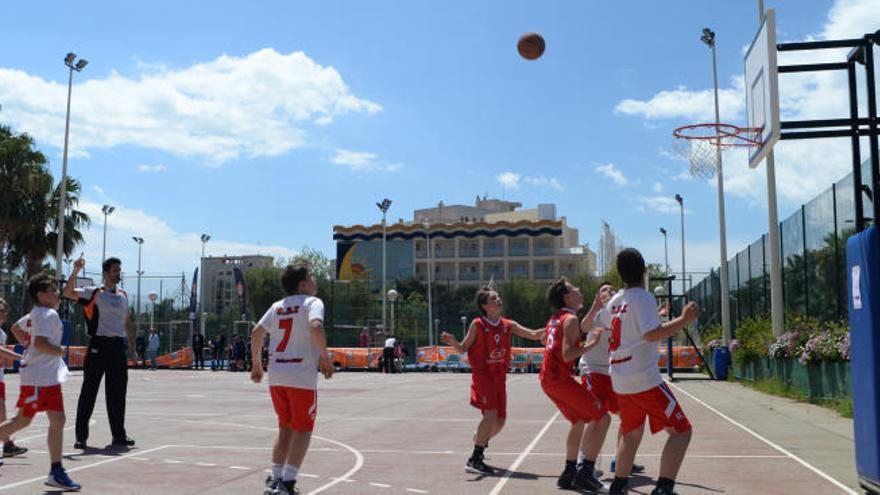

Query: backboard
<box><xmin>745</xmin><ymin>9</ymin><xmax>780</xmax><ymax>169</ymax></box>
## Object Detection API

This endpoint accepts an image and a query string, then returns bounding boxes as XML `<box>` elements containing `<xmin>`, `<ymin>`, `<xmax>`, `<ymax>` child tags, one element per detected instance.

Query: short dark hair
<box><xmin>599</xmin><ymin>280</ymin><xmax>614</xmax><ymax>289</ymax></box>
<box><xmin>617</xmin><ymin>248</ymin><xmax>646</xmax><ymax>285</ymax></box>
<box><xmin>474</xmin><ymin>286</ymin><xmax>495</xmax><ymax>316</ymax></box>
<box><xmin>281</xmin><ymin>263</ymin><xmax>310</xmax><ymax>295</ymax></box>
<box><xmin>547</xmin><ymin>277</ymin><xmax>570</xmax><ymax>311</ymax></box>
<box><xmin>103</xmin><ymin>257</ymin><xmax>122</xmax><ymax>273</ymax></box>
<box><xmin>0</xmin><ymin>298</ymin><xmax>7</xmax><ymax>312</ymax></box>
<box><xmin>28</xmin><ymin>273</ymin><xmax>56</xmax><ymax>301</ymax></box>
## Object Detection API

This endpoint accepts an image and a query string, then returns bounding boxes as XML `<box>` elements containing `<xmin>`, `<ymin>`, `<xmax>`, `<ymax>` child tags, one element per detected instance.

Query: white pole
<box><xmin>711</xmin><ymin>40</ymin><xmax>733</xmax><ymax>346</ymax></box>
<box><xmin>425</xmin><ymin>225</ymin><xmax>433</xmax><ymax>347</ymax></box>
<box><xmin>54</xmin><ymin>66</ymin><xmax>75</xmax><ymax>279</ymax></box>
<box><xmin>102</xmin><ymin>210</ymin><xmax>108</xmax><ymax>264</ymax></box>
<box><xmin>757</xmin><ymin>0</ymin><xmax>784</xmax><ymax>337</ymax></box>
<box><xmin>136</xmin><ymin>241</ymin><xmax>143</xmax><ymax>333</ymax></box>
<box><xmin>382</xmin><ymin>211</ymin><xmax>387</xmax><ymax>331</ymax></box>
<box><xmin>679</xmin><ymin>201</ymin><xmax>686</xmax><ymax>298</ymax></box>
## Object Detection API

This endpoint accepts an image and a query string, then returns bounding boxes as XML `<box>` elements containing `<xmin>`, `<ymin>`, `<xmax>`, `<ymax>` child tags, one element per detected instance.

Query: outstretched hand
<box><xmin>440</xmin><ymin>331</ymin><xmax>457</xmax><ymax>346</ymax></box>
<box><xmin>682</xmin><ymin>302</ymin><xmax>701</xmax><ymax>323</ymax></box>
<box><xmin>73</xmin><ymin>254</ymin><xmax>85</xmax><ymax>272</ymax></box>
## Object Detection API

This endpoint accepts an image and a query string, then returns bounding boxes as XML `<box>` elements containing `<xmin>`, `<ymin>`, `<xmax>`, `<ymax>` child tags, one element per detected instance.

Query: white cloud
<box><xmin>653</xmin><ymin>182</ymin><xmax>664</xmax><ymax>193</ymax></box>
<box><xmin>497</xmin><ymin>172</ymin><xmax>521</xmax><ymax>190</ymax></box>
<box><xmin>617</xmin><ymin>0</ymin><xmax>879</xmax><ymax>207</ymax></box>
<box><xmin>594</xmin><ymin>162</ymin><xmax>629</xmax><ymax>186</ymax></box>
<box><xmin>0</xmin><ymin>49</ymin><xmax>381</xmax><ymax>164</ymax></box>
<box><xmin>637</xmin><ymin>196</ymin><xmax>690</xmax><ymax>215</ymax></box>
<box><xmin>330</xmin><ymin>149</ymin><xmax>401</xmax><ymax>172</ymax></box>
<box><xmin>523</xmin><ymin>175</ymin><xmax>564</xmax><ymax>192</ymax></box>
<box><xmin>92</xmin><ymin>185</ymin><xmax>105</xmax><ymax>195</ymax></box>
<box><xmin>137</xmin><ymin>164</ymin><xmax>166</xmax><ymax>172</ymax></box>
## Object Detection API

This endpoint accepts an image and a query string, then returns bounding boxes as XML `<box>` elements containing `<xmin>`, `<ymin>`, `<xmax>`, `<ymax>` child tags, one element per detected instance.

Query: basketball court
<box><xmin>0</xmin><ymin>369</ymin><xmax>857</xmax><ymax>494</ymax></box>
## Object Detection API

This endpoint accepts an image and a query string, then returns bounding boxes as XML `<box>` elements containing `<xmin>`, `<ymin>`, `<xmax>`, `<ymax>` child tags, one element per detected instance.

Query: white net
<box><xmin>673</xmin><ymin>138</ymin><xmax>724</xmax><ymax>180</ymax></box>
<box><xmin>673</xmin><ymin>124</ymin><xmax>757</xmax><ymax>180</ymax></box>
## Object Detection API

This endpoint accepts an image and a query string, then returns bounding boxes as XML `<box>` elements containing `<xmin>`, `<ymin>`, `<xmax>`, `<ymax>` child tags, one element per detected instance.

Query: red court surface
<box><xmin>0</xmin><ymin>370</ymin><xmax>858</xmax><ymax>494</ymax></box>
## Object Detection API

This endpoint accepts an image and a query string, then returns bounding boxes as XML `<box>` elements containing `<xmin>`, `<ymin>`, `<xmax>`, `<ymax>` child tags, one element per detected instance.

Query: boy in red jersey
<box><xmin>607</xmin><ymin>249</ymin><xmax>699</xmax><ymax>495</ymax></box>
<box><xmin>441</xmin><ymin>286</ymin><xmax>544</xmax><ymax>475</ymax></box>
<box><xmin>250</xmin><ymin>263</ymin><xmax>334</xmax><ymax>495</ymax></box>
<box><xmin>540</xmin><ymin>277</ymin><xmax>609</xmax><ymax>492</ymax></box>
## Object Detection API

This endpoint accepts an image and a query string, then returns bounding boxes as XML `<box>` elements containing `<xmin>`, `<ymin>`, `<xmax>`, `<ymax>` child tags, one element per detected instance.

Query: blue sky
<box><xmin>1</xmin><ymin>0</ymin><xmax>876</xmax><ymax>301</ymax></box>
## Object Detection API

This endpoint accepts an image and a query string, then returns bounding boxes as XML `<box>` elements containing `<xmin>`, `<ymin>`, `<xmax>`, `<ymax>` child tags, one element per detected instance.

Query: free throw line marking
<box><xmin>666</xmin><ymin>381</ymin><xmax>858</xmax><ymax>495</ymax></box>
<box><xmin>489</xmin><ymin>411</ymin><xmax>560</xmax><ymax>495</ymax></box>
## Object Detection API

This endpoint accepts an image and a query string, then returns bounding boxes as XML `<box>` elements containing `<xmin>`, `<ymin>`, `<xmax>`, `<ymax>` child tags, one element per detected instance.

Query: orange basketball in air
<box><xmin>517</xmin><ymin>32</ymin><xmax>545</xmax><ymax>60</ymax></box>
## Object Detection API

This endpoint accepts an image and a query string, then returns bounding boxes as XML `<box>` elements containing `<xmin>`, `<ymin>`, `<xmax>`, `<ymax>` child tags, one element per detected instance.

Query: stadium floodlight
<box><xmin>701</xmin><ymin>28</ymin><xmax>716</xmax><ymax>47</ymax></box>
<box><xmin>74</xmin><ymin>59</ymin><xmax>88</xmax><ymax>70</ymax></box>
<box><xmin>376</xmin><ymin>198</ymin><xmax>392</xmax><ymax>332</ymax></box>
<box><xmin>659</xmin><ymin>227</ymin><xmax>669</xmax><ymax>276</ymax></box>
<box><xmin>132</xmin><ymin>237</ymin><xmax>144</xmax><ymax>332</ymax></box>
<box><xmin>54</xmin><ymin>51</ymin><xmax>88</xmax><ymax>281</ymax></box>
<box><xmin>101</xmin><ymin>205</ymin><xmax>115</xmax><ymax>263</ymax></box>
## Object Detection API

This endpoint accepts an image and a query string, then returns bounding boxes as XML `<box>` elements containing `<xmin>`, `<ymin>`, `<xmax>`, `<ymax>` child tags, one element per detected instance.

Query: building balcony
<box><xmin>533</xmin><ymin>246</ymin><xmax>554</xmax><ymax>256</ymax></box>
<box><xmin>508</xmin><ymin>246</ymin><xmax>529</xmax><ymax>257</ymax></box>
<box><xmin>534</xmin><ymin>268</ymin><xmax>555</xmax><ymax>279</ymax></box>
<box><xmin>458</xmin><ymin>271</ymin><xmax>480</xmax><ymax>281</ymax></box>
<box><xmin>458</xmin><ymin>248</ymin><xmax>479</xmax><ymax>258</ymax></box>
<box><xmin>433</xmin><ymin>249</ymin><xmax>455</xmax><ymax>259</ymax></box>
<box><xmin>483</xmin><ymin>247</ymin><xmax>504</xmax><ymax>257</ymax></box>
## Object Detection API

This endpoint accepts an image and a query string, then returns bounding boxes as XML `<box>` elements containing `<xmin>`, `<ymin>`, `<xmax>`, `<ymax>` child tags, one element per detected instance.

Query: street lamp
<box><xmin>377</xmin><ymin>198</ymin><xmax>392</xmax><ymax>332</ymax></box>
<box><xmin>674</xmin><ymin>194</ymin><xmax>686</xmax><ymax>299</ymax></box>
<box><xmin>54</xmin><ymin>52</ymin><xmax>89</xmax><ymax>280</ymax></box>
<box><xmin>387</xmin><ymin>289</ymin><xmax>398</xmax><ymax>336</ymax></box>
<box><xmin>101</xmin><ymin>205</ymin><xmax>115</xmax><ymax>263</ymax></box>
<box><xmin>132</xmin><ymin>237</ymin><xmax>144</xmax><ymax>333</ymax></box>
<box><xmin>701</xmin><ymin>27</ymin><xmax>732</xmax><ymax>345</ymax></box>
<box><xmin>659</xmin><ymin>227</ymin><xmax>669</xmax><ymax>276</ymax></box>
<box><xmin>423</xmin><ymin>221</ymin><xmax>434</xmax><ymax>347</ymax></box>
<box><xmin>199</xmin><ymin>234</ymin><xmax>210</xmax><ymax>317</ymax></box>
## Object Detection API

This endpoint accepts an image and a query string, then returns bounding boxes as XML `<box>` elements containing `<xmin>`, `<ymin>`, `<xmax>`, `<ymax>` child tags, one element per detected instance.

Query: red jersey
<box><xmin>540</xmin><ymin>308</ymin><xmax>578</xmax><ymax>384</ymax></box>
<box><xmin>467</xmin><ymin>317</ymin><xmax>512</xmax><ymax>375</ymax></box>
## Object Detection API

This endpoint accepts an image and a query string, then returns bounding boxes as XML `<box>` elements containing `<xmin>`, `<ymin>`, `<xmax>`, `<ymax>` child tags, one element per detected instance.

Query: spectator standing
<box><xmin>359</xmin><ymin>328</ymin><xmax>369</xmax><ymax>348</ymax></box>
<box><xmin>218</xmin><ymin>332</ymin><xmax>228</xmax><ymax>371</ymax></box>
<box><xmin>382</xmin><ymin>332</ymin><xmax>396</xmax><ymax>374</ymax></box>
<box><xmin>135</xmin><ymin>333</ymin><xmax>146</xmax><ymax>368</ymax></box>
<box><xmin>147</xmin><ymin>329</ymin><xmax>160</xmax><ymax>371</ymax></box>
<box><xmin>192</xmin><ymin>331</ymin><xmax>205</xmax><ymax>370</ymax></box>
<box><xmin>210</xmin><ymin>335</ymin><xmax>220</xmax><ymax>371</ymax></box>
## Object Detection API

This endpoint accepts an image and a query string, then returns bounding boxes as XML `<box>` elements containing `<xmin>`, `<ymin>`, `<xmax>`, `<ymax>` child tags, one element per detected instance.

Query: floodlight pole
<box><xmin>704</xmin><ymin>29</ymin><xmax>732</xmax><ymax>346</ymax></box>
<box><xmin>660</xmin><ymin>228</ymin><xmax>669</xmax><ymax>276</ymax></box>
<box><xmin>423</xmin><ymin>222</ymin><xmax>434</xmax><ymax>347</ymax></box>
<box><xmin>758</xmin><ymin>0</ymin><xmax>785</xmax><ymax>337</ymax></box>
<box><xmin>377</xmin><ymin>199</ymin><xmax>392</xmax><ymax>333</ymax></box>
<box><xmin>101</xmin><ymin>205</ymin><xmax>114</xmax><ymax>263</ymax></box>
<box><xmin>675</xmin><ymin>195</ymin><xmax>686</xmax><ymax>300</ymax></box>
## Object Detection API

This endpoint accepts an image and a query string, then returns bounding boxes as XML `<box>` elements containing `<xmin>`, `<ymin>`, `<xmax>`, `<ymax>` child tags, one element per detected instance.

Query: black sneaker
<box><xmin>263</xmin><ymin>475</ymin><xmax>279</xmax><ymax>495</ymax></box>
<box><xmin>649</xmin><ymin>487</ymin><xmax>677</xmax><ymax>495</ymax></box>
<box><xmin>465</xmin><ymin>455</ymin><xmax>494</xmax><ymax>475</ymax></box>
<box><xmin>276</xmin><ymin>479</ymin><xmax>299</xmax><ymax>495</ymax></box>
<box><xmin>3</xmin><ymin>442</ymin><xmax>27</xmax><ymax>457</ymax></box>
<box><xmin>557</xmin><ymin>464</ymin><xmax>577</xmax><ymax>489</ymax></box>
<box><xmin>632</xmin><ymin>463</ymin><xmax>645</xmax><ymax>474</ymax></box>
<box><xmin>111</xmin><ymin>436</ymin><xmax>135</xmax><ymax>447</ymax></box>
<box><xmin>577</xmin><ymin>462</ymin><xmax>604</xmax><ymax>479</ymax></box>
<box><xmin>73</xmin><ymin>440</ymin><xmax>87</xmax><ymax>450</ymax></box>
<box><xmin>573</xmin><ymin>465</ymin><xmax>608</xmax><ymax>493</ymax></box>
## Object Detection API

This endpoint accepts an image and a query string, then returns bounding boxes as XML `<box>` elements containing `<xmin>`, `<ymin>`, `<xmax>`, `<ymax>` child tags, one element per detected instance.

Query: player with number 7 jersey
<box><xmin>250</xmin><ymin>263</ymin><xmax>333</xmax><ymax>495</ymax></box>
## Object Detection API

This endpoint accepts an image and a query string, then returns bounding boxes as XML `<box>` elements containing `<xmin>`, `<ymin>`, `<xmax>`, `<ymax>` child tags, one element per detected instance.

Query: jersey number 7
<box><xmin>277</xmin><ymin>318</ymin><xmax>294</xmax><ymax>352</ymax></box>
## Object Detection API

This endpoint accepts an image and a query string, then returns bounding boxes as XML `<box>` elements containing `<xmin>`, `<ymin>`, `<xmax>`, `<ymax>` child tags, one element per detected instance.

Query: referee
<box><xmin>63</xmin><ymin>255</ymin><xmax>136</xmax><ymax>449</ymax></box>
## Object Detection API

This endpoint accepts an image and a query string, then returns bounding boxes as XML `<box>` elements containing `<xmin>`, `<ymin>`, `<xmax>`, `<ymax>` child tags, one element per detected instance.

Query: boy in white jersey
<box><xmin>0</xmin><ymin>274</ymin><xmax>80</xmax><ymax>490</ymax></box>
<box><xmin>607</xmin><ymin>249</ymin><xmax>699</xmax><ymax>495</ymax></box>
<box><xmin>251</xmin><ymin>263</ymin><xmax>333</xmax><ymax>495</ymax></box>
<box><xmin>0</xmin><ymin>299</ymin><xmax>26</xmax><ymax>458</ymax></box>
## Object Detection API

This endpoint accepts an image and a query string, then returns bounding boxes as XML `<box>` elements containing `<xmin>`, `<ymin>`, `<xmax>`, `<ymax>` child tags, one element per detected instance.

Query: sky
<box><xmin>1</xmin><ymin>0</ymin><xmax>878</xmax><ymax>304</ymax></box>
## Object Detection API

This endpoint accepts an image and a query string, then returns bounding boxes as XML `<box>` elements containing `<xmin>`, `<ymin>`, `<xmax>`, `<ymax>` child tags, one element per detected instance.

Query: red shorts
<box><xmin>618</xmin><ymin>383</ymin><xmax>692</xmax><ymax>435</ymax></box>
<box><xmin>581</xmin><ymin>372</ymin><xmax>618</xmax><ymax>414</ymax></box>
<box><xmin>0</xmin><ymin>382</ymin><xmax>6</xmax><ymax>401</ymax></box>
<box><xmin>541</xmin><ymin>377</ymin><xmax>604</xmax><ymax>424</ymax></box>
<box><xmin>16</xmin><ymin>385</ymin><xmax>64</xmax><ymax>419</ymax></box>
<box><xmin>470</xmin><ymin>373</ymin><xmax>507</xmax><ymax>418</ymax></box>
<box><xmin>270</xmin><ymin>386</ymin><xmax>317</xmax><ymax>432</ymax></box>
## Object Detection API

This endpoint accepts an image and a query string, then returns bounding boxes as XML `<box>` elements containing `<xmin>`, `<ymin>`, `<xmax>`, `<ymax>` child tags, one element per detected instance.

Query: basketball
<box><xmin>517</xmin><ymin>32</ymin><xmax>545</xmax><ymax>60</ymax></box>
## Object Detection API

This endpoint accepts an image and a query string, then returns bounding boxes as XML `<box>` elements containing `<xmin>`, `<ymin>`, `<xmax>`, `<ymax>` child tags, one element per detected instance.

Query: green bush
<box><xmin>699</xmin><ymin>324</ymin><xmax>722</xmax><ymax>354</ymax></box>
<box><xmin>732</xmin><ymin>316</ymin><xmax>773</xmax><ymax>367</ymax></box>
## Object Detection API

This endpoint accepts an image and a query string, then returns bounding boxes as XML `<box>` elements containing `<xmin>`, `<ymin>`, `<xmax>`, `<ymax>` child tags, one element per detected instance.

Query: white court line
<box><xmin>230</xmin><ymin>466</ymin><xmax>250</xmax><ymax>470</ymax></box>
<box><xmin>369</xmin><ymin>482</ymin><xmax>391</xmax><ymax>488</ymax></box>
<box><xmin>195</xmin><ymin>462</ymin><xmax>216</xmax><ymax>466</ymax></box>
<box><xmin>300</xmin><ymin>473</ymin><xmax>320</xmax><ymax>478</ymax></box>
<box><xmin>489</xmin><ymin>411</ymin><xmax>560</xmax><ymax>495</ymax></box>
<box><xmin>406</xmin><ymin>489</ymin><xmax>428</xmax><ymax>494</ymax></box>
<box><xmin>666</xmin><ymin>381</ymin><xmax>858</xmax><ymax>495</ymax></box>
<box><xmin>0</xmin><ymin>445</ymin><xmax>170</xmax><ymax>491</ymax></box>
<box><xmin>307</xmin><ymin>435</ymin><xmax>365</xmax><ymax>494</ymax></box>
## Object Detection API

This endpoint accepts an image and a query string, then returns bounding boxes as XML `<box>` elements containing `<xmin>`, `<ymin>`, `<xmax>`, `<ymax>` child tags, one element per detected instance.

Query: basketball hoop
<box><xmin>673</xmin><ymin>123</ymin><xmax>760</xmax><ymax>179</ymax></box>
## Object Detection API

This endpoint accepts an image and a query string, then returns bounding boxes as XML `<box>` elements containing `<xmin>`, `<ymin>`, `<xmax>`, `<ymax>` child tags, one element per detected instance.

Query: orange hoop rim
<box><xmin>673</xmin><ymin>123</ymin><xmax>761</xmax><ymax>147</ymax></box>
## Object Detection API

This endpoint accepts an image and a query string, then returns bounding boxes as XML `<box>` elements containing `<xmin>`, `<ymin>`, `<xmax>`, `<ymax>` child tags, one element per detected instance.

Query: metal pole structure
<box><xmin>424</xmin><ymin>223</ymin><xmax>434</xmax><ymax>347</ymax></box>
<box><xmin>460</xmin><ymin>316</ymin><xmax>467</xmax><ymax>340</ymax></box>
<box><xmin>132</xmin><ymin>237</ymin><xmax>144</xmax><ymax>333</ymax></box>
<box><xmin>703</xmin><ymin>28</ymin><xmax>733</xmax><ymax>346</ymax></box>
<box><xmin>757</xmin><ymin>0</ymin><xmax>784</xmax><ymax>337</ymax></box>
<box><xmin>675</xmin><ymin>195</ymin><xmax>686</xmax><ymax>299</ymax></box>
<box><xmin>101</xmin><ymin>205</ymin><xmax>115</xmax><ymax>263</ymax></box>
<box><xmin>376</xmin><ymin>199</ymin><xmax>391</xmax><ymax>332</ymax></box>
<box><xmin>660</xmin><ymin>228</ymin><xmax>669</xmax><ymax>275</ymax></box>
<box><xmin>55</xmin><ymin>53</ymin><xmax>88</xmax><ymax>279</ymax></box>
<box><xmin>199</xmin><ymin>234</ymin><xmax>210</xmax><ymax>321</ymax></box>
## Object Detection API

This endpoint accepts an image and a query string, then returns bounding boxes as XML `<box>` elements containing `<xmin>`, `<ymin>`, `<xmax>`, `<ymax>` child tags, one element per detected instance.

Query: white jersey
<box><xmin>257</xmin><ymin>295</ymin><xmax>324</xmax><ymax>390</ymax></box>
<box><xmin>16</xmin><ymin>307</ymin><xmax>69</xmax><ymax>387</ymax></box>
<box><xmin>579</xmin><ymin>307</ymin><xmax>611</xmax><ymax>376</ymax></box>
<box><xmin>607</xmin><ymin>287</ymin><xmax>663</xmax><ymax>395</ymax></box>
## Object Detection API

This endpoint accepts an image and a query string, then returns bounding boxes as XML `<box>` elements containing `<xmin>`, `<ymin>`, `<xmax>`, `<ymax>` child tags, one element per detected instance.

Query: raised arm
<box><xmin>63</xmin><ymin>255</ymin><xmax>85</xmax><ymax>301</ymax></box>
<box><xmin>580</xmin><ymin>289</ymin><xmax>608</xmax><ymax>334</ymax></box>
<box><xmin>509</xmin><ymin>320</ymin><xmax>544</xmax><ymax>341</ymax></box>
<box><xmin>643</xmin><ymin>302</ymin><xmax>701</xmax><ymax>342</ymax></box>
<box><xmin>561</xmin><ymin>317</ymin><xmax>602</xmax><ymax>362</ymax></box>
<box><xmin>441</xmin><ymin>320</ymin><xmax>479</xmax><ymax>353</ymax></box>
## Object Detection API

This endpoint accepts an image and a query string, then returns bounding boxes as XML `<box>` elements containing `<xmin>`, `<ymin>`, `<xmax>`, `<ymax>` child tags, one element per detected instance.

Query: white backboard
<box><xmin>745</xmin><ymin>9</ymin><xmax>780</xmax><ymax>169</ymax></box>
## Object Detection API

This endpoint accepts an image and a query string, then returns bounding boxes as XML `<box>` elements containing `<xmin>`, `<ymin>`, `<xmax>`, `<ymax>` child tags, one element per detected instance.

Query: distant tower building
<box><xmin>599</xmin><ymin>220</ymin><xmax>621</xmax><ymax>276</ymax></box>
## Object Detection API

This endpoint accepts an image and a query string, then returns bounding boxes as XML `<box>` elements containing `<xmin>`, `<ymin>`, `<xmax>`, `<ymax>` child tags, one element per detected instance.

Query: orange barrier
<box><xmin>657</xmin><ymin>345</ymin><xmax>701</xmax><ymax>369</ymax></box>
<box><xmin>327</xmin><ymin>348</ymin><xmax>382</xmax><ymax>369</ymax></box>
